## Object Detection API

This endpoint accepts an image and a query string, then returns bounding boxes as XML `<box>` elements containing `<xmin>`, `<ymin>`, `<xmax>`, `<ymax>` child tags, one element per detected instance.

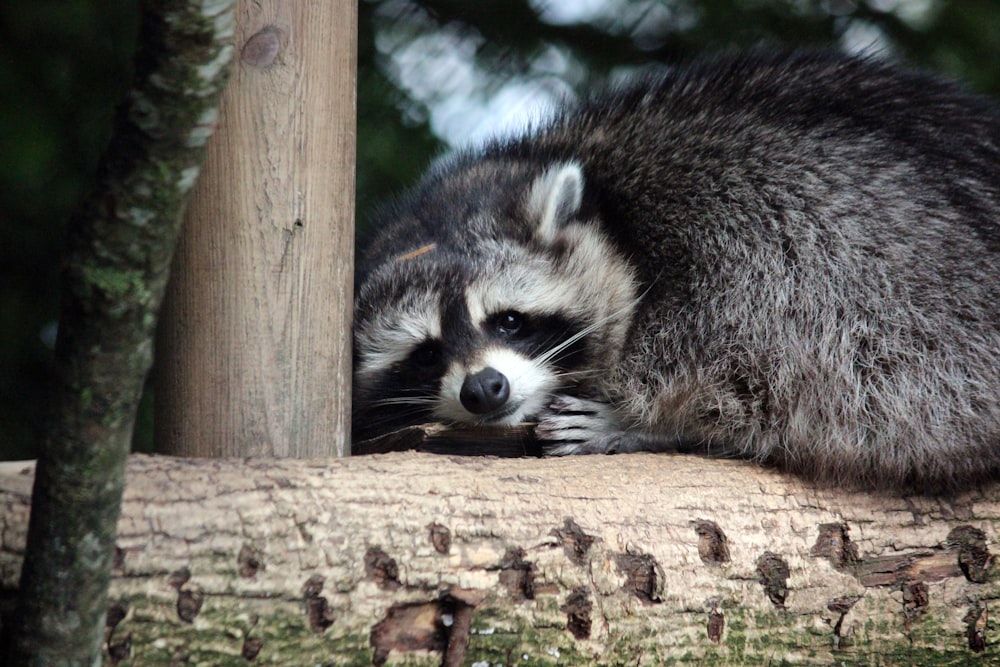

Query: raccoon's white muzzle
<box><xmin>435</xmin><ymin>347</ymin><xmax>557</xmax><ymax>425</ymax></box>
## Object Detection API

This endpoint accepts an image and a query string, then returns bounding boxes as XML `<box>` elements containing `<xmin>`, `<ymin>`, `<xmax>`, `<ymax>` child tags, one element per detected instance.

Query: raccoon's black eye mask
<box><xmin>480</xmin><ymin>310</ymin><xmax>589</xmax><ymax>372</ymax></box>
<box><xmin>487</xmin><ymin>310</ymin><xmax>525</xmax><ymax>338</ymax></box>
<box><xmin>409</xmin><ymin>340</ymin><xmax>443</xmax><ymax>370</ymax></box>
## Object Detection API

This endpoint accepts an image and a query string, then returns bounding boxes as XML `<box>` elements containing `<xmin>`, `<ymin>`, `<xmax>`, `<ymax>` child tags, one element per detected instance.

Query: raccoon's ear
<box><xmin>527</xmin><ymin>162</ymin><xmax>584</xmax><ymax>243</ymax></box>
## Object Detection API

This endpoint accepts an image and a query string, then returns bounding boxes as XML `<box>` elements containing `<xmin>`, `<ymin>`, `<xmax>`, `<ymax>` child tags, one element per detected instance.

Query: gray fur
<box><xmin>354</xmin><ymin>50</ymin><xmax>1000</xmax><ymax>491</ymax></box>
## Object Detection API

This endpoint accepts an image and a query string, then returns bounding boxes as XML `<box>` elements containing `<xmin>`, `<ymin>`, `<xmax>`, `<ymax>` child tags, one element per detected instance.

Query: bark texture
<box><xmin>2</xmin><ymin>452</ymin><xmax>998</xmax><ymax>666</ymax></box>
<box><xmin>2</xmin><ymin>2</ymin><xmax>235</xmax><ymax>665</ymax></box>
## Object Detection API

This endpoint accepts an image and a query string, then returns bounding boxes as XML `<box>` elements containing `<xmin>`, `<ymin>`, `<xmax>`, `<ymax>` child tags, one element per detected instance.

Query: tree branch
<box><xmin>2</xmin><ymin>2</ymin><xmax>235</xmax><ymax>665</ymax></box>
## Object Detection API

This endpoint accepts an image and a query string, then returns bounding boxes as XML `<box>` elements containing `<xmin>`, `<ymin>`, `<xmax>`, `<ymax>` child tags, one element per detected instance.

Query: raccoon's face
<box><xmin>353</xmin><ymin>162</ymin><xmax>637</xmax><ymax>443</ymax></box>
<box><xmin>353</xmin><ymin>266</ymin><xmax>591</xmax><ymax>439</ymax></box>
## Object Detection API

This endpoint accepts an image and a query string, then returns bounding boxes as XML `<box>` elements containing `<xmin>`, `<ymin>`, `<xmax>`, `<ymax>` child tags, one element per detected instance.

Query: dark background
<box><xmin>2</xmin><ymin>0</ymin><xmax>998</xmax><ymax>460</ymax></box>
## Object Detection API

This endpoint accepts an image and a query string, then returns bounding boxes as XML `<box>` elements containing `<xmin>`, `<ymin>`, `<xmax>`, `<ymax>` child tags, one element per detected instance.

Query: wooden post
<box><xmin>156</xmin><ymin>0</ymin><xmax>356</xmax><ymax>457</ymax></box>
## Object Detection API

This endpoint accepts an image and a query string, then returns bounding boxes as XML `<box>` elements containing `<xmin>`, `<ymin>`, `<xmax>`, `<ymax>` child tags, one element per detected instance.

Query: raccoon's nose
<box><xmin>460</xmin><ymin>367</ymin><xmax>510</xmax><ymax>414</ymax></box>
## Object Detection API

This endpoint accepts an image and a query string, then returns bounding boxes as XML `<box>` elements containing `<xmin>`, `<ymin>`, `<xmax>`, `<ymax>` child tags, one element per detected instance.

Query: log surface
<box><xmin>1</xmin><ymin>452</ymin><xmax>997</xmax><ymax>665</ymax></box>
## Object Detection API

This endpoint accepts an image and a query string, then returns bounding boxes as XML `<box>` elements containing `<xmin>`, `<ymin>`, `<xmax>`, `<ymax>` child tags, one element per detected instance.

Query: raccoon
<box><xmin>353</xmin><ymin>50</ymin><xmax>1000</xmax><ymax>491</ymax></box>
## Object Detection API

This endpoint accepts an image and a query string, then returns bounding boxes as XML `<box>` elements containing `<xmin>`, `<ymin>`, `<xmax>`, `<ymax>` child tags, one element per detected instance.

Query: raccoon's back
<box><xmin>492</xmin><ymin>51</ymin><xmax>1000</xmax><ymax>264</ymax></box>
<box><xmin>492</xmin><ymin>51</ymin><xmax>1000</xmax><ymax>489</ymax></box>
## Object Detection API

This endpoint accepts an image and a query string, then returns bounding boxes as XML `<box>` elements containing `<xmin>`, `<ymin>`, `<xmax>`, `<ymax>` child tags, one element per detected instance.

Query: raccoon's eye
<box><xmin>495</xmin><ymin>311</ymin><xmax>524</xmax><ymax>337</ymax></box>
<box><xmin>410</xmin><ymin>341</ymin><xmax>442</xmax><ymax>368</ymax></box>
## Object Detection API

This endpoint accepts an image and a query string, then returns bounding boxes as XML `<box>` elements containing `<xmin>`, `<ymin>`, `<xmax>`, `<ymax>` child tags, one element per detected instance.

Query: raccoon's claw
<box><xmin>535</xmin><ymin>395</ymin><xmax>627</xmax><ymax>455</ymax></box>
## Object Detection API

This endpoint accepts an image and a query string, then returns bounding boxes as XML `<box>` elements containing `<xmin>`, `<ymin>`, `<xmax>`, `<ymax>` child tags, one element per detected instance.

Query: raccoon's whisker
<box><xmin>536</xmin><ymin>295</ymin><xmax>642</xmax><ymax>367</ymax></box>
<box><xmin>358</xmin><ymin>403</ymin><xmax>431</xmax><ymax>419</ymax></box>
<box><xmin>551</xmin><ymin>364</ymin><xmax>610</xmax><ymax>377</ymax></box>
<box><xmin>372</xmin><ymin>396</ymin><xmax>437</xmax><ymax>408</ymax></box>
<box><xmin>554</xmin><ymin>368</ymin><xmax>609</xmax><ymax>380</ymax></box>
<box><xmin>354</xmin><ymin>406</ymin><xmax>436</xmax><ymax>434</ymax></box>
<box><xmin>356</xmin><ymin>397</ymin><xmax>439</xmax><ymax>430</ymax></box>
<box><xmin>536</xmin><ymin>322</ymin><xmax>604</xmax><ymax>366</ymax></box>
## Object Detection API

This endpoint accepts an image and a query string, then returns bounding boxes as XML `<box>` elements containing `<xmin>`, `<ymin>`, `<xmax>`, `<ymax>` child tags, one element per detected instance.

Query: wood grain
<box><xmin>155</xmin><ymin>0</ymin><xmax>355</xmax><ymax>457</ymax></box>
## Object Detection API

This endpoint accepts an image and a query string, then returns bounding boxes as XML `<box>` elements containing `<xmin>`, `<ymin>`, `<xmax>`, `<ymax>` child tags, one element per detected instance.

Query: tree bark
<box><xmin>155</xmin><ymin>0</ymin><xmax>356</xmax><ymax>458</ymax></box>
<box><xmin>2</xmin><ymin>452</ymin><xmax>997</xmax><ymax>666</ymax></box>
<box><xmin>1</xmin><ymin>3</ymin><xmax>235</xmax><ymax>666</ymax></box>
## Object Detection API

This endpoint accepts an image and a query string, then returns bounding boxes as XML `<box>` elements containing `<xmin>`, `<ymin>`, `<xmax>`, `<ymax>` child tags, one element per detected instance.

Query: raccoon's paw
<box><xmin>535</xmin><ymin>395</ymin><xmax>632</xmax><ymax>456</ymax></box>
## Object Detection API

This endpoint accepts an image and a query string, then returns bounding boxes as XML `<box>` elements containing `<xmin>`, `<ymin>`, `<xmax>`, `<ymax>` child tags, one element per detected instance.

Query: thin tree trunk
<box><xmin>1</xmin><ymin>3</ymin><xmax>235</xmax><ymax>666</ymax></box>
<box><xmin>155</xmin><ymin>0</ymin><xmax>356</xmax><ymax>458</ymax></box>
<box><xmin>2</xmin><ymin>453</ymin><xmax>996</xmax><ymax>665</ymax></box>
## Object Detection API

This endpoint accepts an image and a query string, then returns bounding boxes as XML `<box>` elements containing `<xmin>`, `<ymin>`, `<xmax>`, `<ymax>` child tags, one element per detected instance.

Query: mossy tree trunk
<box><xmin>0</xmin><ymin>2</ymin><xmax>236</xmax><ymax>665</ymax></box>
<box><xmin>1</xmin><ymin>453</ymin><xmax>997</xmax><ymax>666</ymax></box>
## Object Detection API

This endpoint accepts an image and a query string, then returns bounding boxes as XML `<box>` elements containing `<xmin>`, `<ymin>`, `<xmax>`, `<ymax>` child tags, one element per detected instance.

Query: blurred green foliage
<box><xmin>1</xmin><ymin>0</ymin><xmax>998</xmax><ymax>459</ymax></box>
<box><xmin>0</xmin><ymin>1</ymin><xmax>138</xmax><ymax>459</ymax></box>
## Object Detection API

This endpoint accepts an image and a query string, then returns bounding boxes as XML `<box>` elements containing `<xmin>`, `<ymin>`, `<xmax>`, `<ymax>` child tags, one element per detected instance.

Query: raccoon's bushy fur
<box><xmin>353</xmin><ymin>50</ymin><xmax>1000</xmax><ymax>491</ymax></box>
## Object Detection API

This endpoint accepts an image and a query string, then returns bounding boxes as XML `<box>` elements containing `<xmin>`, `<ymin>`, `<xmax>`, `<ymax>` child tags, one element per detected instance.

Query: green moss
<box><xmin>723</xmin><ymin>612</ymin><xmax>747</xmax><ymax>659</ymax></box>
<box><xmin>81</xmin><ymin>265</ymin><xmax>147</xmax><ymax>300</ymax></box>
<box><xmin>100</xmin><ymin>592</ymin><xmax>1000</xmax><ymax>666</ymax></box>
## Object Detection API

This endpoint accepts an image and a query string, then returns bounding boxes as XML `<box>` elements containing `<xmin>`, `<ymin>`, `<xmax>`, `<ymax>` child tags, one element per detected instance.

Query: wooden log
<box><xmin>155</xmin><ymin>0</ymin><xmax>356</xmax><ymax>457</ymax></box>
<box><xmin>1</xmin><ymin>453</ymin><xmax>997</xmax><ymax>665</ymax></box>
